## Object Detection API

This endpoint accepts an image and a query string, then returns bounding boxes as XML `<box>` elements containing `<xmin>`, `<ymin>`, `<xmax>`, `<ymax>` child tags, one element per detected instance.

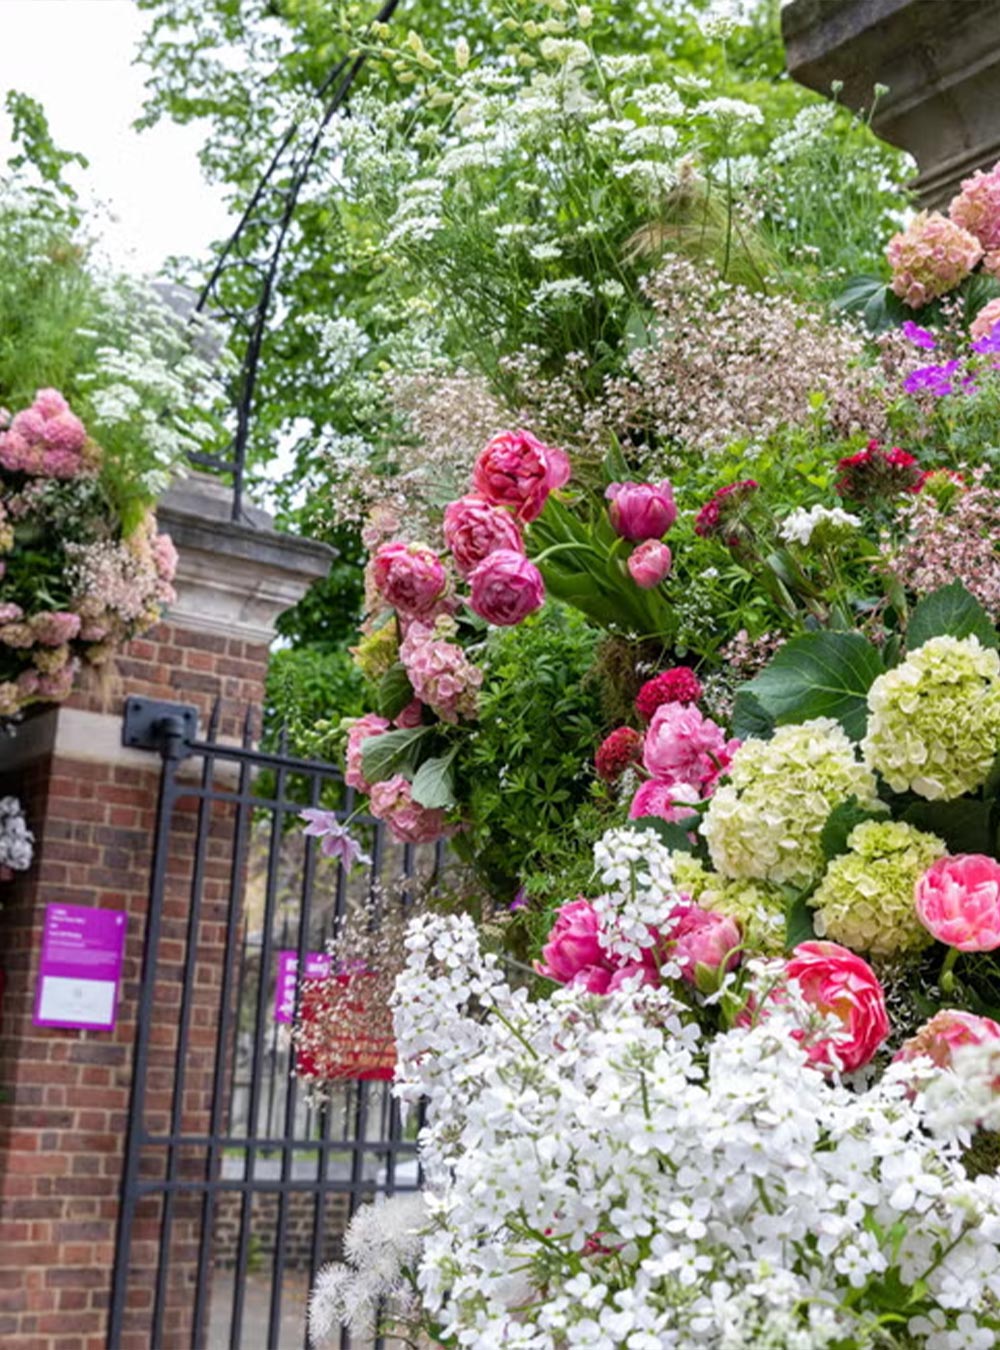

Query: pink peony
<box><xmin>635</xmin><ymin>668</ymin><xmax>703</xmax><ymax>720</ymax></box>
<box><xmin>399</xmin><ymin>621</ymin><xmax>483</xmax><ymax>723</ymax></box>
<box><xmin>371</xmin><ymin>541</ymin><xmax>448</xmax><ymax>618</ymax></box>
<box><xmin>472</xmin><ymin>429</ymin><xmax>571</xmax><ymax>524</ymax></box>
<box><xmin>535</xmin><ymin>898</ymin><xmax>608</xmax><ymax>983</ymax></box>
<box><xmin>628</xmin><ymin>779</ymin><xmax>700</xmax><ymax>824</ymax></box>
<box><xmin>393</xmin><ymin>698</ymin><xmax>425</xmax><ymax>729</ymax></box>
<box><xmin>785</xmin><ymin>941</ymin><xmax>889</xmax><ymax>1072</ymax></box>
<box><xmin>594</xmin><ymin>726</ymin><xmax>643</xmax><ymax>783</ymax></box>
<box><xmin>949</xmin><ymin>161</ymin><xmax>1000</xmax><ymax>252</ymax></box>
<box><xmin>915</xmin><ymin>854</ymin><xmax>1000</xmax><ymax>951</ymax></box>
<box><xmin>886</xmin><ymin>211</ymin><xmax>983</xmax><ymax>308</ymax></box>
<box><xmin>468</xmin><ymin>549</ymin><xmax>545</xmax><ymax>626</ymax></box>
<box><xmin>29</xmin><ymin>611</ymin><xmax>82</xmax><ymax>647</ymax></box>
<box><xmin>443</xmin><ymin>495</ymin><xmax>524</xmax><ymax>576</ymax></box>
<box><xmin>367</xmin><ymin>773</ymin><xmax>450</xmax><ymax>844</ymax></box>
<box><xmin>605</xmin><ymin>480</ymin><xmax>677</xmax><ymax>541</ymax></box>
<box><xmin>627</xmin><ymin>540</ymin><xmax>672</xmax><ymax>589</ymax></box>
<box><xmin>642</xmin><ymin>703</ymin><xmax>737</xmax><ymax>794</ymax></box>
<box><xmin>345</xmin><ymin>712</ymin><xmax>391</xmax><ymax>792</ymax></box>
<box><xmin>895</xmin><ymin>1009</ymin><xmax>1000</xmax><ymax>1070</ymax></box>
<box><xmin>971</xmin><ymin>297</ymin><xmax>1000</xmax><ymax>343</ymax></box>
<box><xmin>661</xmin><ymin>902</ymin><xmax>741</xmax><ymax>989</ymax></box>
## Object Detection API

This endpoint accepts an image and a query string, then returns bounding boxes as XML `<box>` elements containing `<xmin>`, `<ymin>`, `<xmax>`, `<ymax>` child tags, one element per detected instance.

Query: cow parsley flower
<box><xmin>702</xmin><ymin>719</ymin><xmax>878</xmax><ymax>887</ymax></box>
<box><xmin>862</xmin><ymin>635</ymin><xmax>1000</xmax><ymax>800</ymax></box>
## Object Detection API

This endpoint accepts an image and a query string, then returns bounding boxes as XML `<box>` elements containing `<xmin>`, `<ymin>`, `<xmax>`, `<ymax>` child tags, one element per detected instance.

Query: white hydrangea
<box><xmin>779</xmin><ymin>504</ymin><xmax>862</xmax><ymax>547</ymax></box>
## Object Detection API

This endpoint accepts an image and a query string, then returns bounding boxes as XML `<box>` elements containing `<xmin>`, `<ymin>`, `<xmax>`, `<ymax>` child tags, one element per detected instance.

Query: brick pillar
<box><xmin>0</xmin><ymin>476</ymin><xmax>331</xmax><ymax>1350</ymax></box>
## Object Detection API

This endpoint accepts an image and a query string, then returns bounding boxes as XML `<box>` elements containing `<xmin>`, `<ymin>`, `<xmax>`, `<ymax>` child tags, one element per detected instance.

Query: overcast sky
<box><xmin>0</xmin><ymin>0</ymin><xmax>231</xmax><ymax>274</ymax></box>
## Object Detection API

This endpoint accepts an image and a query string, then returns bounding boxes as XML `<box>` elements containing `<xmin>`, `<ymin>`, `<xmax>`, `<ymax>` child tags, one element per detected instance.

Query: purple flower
<box><xmin>300</xmin><ymin>809</ymin><xmax>371</xmax><ymax>869</ymax></box>
<box><xmin>972</xmin><ymin>320</ymin><xmax>1000</xmax><ymax>355</ymax></box>
<box><xmin>903</xmin><ymin>360</ymin><xmax>963</xmax><ymax>398</ymax></box>
<box><xmin>509</xmin><ymin>886</ymin><xmax>528</xmax><ymax>912</ymax></box>
<box><xmin>901</xmin><ymin>320</ymin><xmax>937</xmax><ymax>350</ymax></box>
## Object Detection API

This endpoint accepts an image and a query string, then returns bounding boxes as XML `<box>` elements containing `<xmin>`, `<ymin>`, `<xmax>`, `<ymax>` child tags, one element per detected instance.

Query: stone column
<box><xmin>782</xmin><ymin>0</ymin><xmax>1000</xmax><ymax>206</ymax></box>
<box><xmin>0</xmin><ymin>476</ymin><xmax>331</xmax><ymax>1350</ymax></box>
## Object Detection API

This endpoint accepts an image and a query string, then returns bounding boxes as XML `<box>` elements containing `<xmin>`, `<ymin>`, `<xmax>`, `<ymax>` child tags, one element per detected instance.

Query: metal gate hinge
<box><xmin>122</xmin><ymin>697</ymin><xmax>199</xmax><ymax>755</ymax></box>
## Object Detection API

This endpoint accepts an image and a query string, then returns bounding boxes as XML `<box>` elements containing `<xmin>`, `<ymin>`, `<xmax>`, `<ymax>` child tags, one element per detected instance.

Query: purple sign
<box><xmin>33</xmin><ymin>904</ymin><xmax>127</xmax><ymax>1032</ymax></box>
<box><xmin>275</xmin><ymin>950</ymin><xmax>331</xmax><ymax>1023</ymax></box>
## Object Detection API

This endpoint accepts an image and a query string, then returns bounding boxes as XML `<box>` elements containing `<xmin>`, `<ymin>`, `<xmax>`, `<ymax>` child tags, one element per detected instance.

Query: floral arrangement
<box><xmin>0</xmin><ymin>796</ymin><xmax>33</xmax><ymax>879</ymax></box>
<box><xmin>0</xmin><ymin>388</ymin><xmax>177</xmax><ymax>716</ymax></box>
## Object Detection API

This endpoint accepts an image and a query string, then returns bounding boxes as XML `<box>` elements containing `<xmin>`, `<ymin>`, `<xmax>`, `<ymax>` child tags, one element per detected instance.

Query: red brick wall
<box><xmin>0</xmin><ymin>617</ymin><xmax>271</xmax><ymax>1350</ymax></box>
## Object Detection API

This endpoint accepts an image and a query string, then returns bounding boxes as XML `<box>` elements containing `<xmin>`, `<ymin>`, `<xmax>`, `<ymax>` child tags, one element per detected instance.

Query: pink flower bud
<box><xmin>627</xmin><ymin>540</ymin><xmax>672</xmax><ymax>588</ymax></box>
<box><xmin>605</xmin><ymin>480</ymin><xmax>677</xmax><ymax>541</ymax></box>
<box><xmin>443</xmin><ymin>495</ymin><xmax>524</xmax><ymax>577</ymax></box>
<box><xmin>915</xmin><ymin>854</ymin><xmax>1000</xmax><ymax>951</ymax></box>
<box><xmin>468</xmin><ymin>549</ymin><xmax>545</xmax><ymax>626</ymax></box>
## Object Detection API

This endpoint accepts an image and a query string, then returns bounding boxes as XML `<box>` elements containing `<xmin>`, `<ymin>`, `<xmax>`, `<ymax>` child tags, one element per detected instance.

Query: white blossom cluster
<box><xmin>0</xmin><ymin>796</ymin><xmax>33</xmax><ymax>873</ymax></box>
<box><xmin>591</xmin><ymin>826</ymin><xmax>679</xmax><ymax>962</ymax></box>
<box><xmin>336</xmin><ymin>914</ymin><xmax>1000</xmax><ymax>1350</ymax></box>
<box><xmin>779</xmin><ymin>504</ymin><xmax>862</xmax><ymax>547</ymax></box>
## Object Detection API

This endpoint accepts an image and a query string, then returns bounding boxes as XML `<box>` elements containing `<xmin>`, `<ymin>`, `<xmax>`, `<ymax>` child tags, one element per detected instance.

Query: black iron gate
<box><xmin>108</xmin><ymin>697</ymin><xmax>432</xmax><ymax>1350</ymax></box>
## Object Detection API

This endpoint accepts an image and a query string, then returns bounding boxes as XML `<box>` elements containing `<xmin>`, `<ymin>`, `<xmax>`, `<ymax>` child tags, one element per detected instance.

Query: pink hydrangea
<box><xmin>152</xmin><ymin>532</ymin><xmax>179</xmax><ymax>584</ymax></box>
<box><xmin>472</xmin><ymin>429</ymin><xmax>571</xmax><ymax>523</ymax></box>
<box><xmin>41</xmin><ymin>411</ymin><xmax>86</xmax><ymax>454</ymax></box>
<box><xmin>641</xmin><ymin>703</ymin><xmax>738</xmax><ymax>794</ymax></box>
<box><xmin>985</xmin><ymin>252</ymin><xmax>1000</xmax><ymax>280</ymax></box>
<box><xmin>33</xmin><ymin>388</ymin><xmax>69</xmax><ymax>419</ymax></box>
<box><xmin>468</xmin><ymin>549</ymin><xmax>545</xmax><ymax>626</ymax></box>
<box><xmin>371</xmin><ymin>541</ymin><xmax>448</xmax><ymax>618</ymax></box>
<box><xmin>345</xmin><ymin>713</ymin><xmax>391</xmax><ymax>792</ymax></box>
<box><xmin>971</xmin><ymin>297</ymin><xmax>1000</xmax><ymax>343</ymax></box>
<box><xmin>627</xmin><ymin>540</ymin><xmax>672</xmax><ymax>589</ymax></box>
<box><xmin>367</xmin><ymin>773</ymin><xmax>450</xmax><ymax>843</ymax></box>
<box><xmin>915</xmin><ymin>854</ymin><xmax>1000</xmax><ymax>951</ymax></box>
<box><xmin>36</xmin><ymin>660</ymin><xmax>79</xmax><ymax>703</ymax></box>
<box><xmin>895</xmin><ymin>1009</ymin><xmax>1000</xmax><ymax>1070</ymax></box>
<box><xmin>443</xmin><ymin>495</ymin><xmax>524</xmax><ymax>577</ymax></box>
<box><xmin>0</xmin><ymin>603</ymin><xmax>24</xmax><ymax>624</ymax></box>
<box><xmin>949</xmin><ymin>161</ymin><xmax>1000</xmax><ymax>252</ymax></box>
<box><xmin>393</xmin><ymin>698</ymin><xmax>425</xmax><ymax>729</ymax></box>
<box><xmin>29</xmin><ymin>611</ymin><xmax>82</xmax><ymax>647</ymax></box>
<box><xmin>628</xmin><ymin>779</ymin><xmax>700</xmax><ymax>824</ymax></box>
<box><xmin>605</xmin><ymin>480</ymin><xmax>677</xmax><ymax>541</ymax></box>
<box><xmin>886</xmin><ymin>211</ymin><xmax>983</xmax><ymax>308</ymax></box>
<box><xmin>0</xmin><ymin>389</ymin><xmax>92</xmax><ymax>479</ymax></box>
<box><xmin>399</xmin><ymin>621</ymin><xmax>483</xmax><ymax>723</ymax></box>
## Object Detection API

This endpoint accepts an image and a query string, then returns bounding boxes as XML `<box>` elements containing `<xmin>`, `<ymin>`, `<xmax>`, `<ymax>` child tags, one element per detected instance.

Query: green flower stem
<box><xmin>940</xmin><ymin>946</ymin><xmax>960</xmax><ymax>993</ymax></box>
<box><xmin>532</xmin><ymin>540</ymin><xmax>606</xmax><ymax>567</ymax></box>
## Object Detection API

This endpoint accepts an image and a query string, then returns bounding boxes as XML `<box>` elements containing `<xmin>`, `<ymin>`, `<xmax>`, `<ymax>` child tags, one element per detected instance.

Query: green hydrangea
<box><xmin>810</xmin><ymin>818</ymin><xmax>947</xmax><ymax>956</ymax></box>
<box><xmin>670</xmin><ymin>853</ymin><xmax>786</xmax><ymax>954</ymax></box>
<box><xmin>701</xmin><ymin>718</ymin><xmax>878</xmax><ymax>889</ymax></box>
<box><xmin>862</xmin><ymin>635</ymin><xmax>1000</xmax><ymax>801</ymax></box>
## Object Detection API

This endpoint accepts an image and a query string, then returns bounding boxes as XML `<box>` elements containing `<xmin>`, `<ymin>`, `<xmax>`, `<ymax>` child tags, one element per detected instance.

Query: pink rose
<box><xmin>468</xmin><ymin>549</ymin><xmax>545</xmax><ymax>626</ymax></box>
<box><xmin>895</xmin><ymin>1009</ymin><xmax>1000</xmax><ymax>1070</ymax></box>
<box><xmin>345</xmin><ymin>712</ymin><xmax>391</xmax><ymax>792</ymax></box>
<box><xmin>627</xmin><ymin>540</ymin><xmax>672</xmax><ymax>589</ymax></box>
<box><xmin>535</xmin><ymin>898</ymin><xmax>607</xmax><ymax>983</ymax></box>
<box><xmin>641</xmin><ymin>703</ymin><xmax>737</xmax><ymax>794</ymax></box>
<box><xmin>628</xmin><ymin>779</ymin><xmax>700</xmax><ymax>824</ymax></box>
<box><xmin>368</xmin><ymin>773</ymin><xmax>450</xmax><ymax>844</ymax></box>
<box><xmin>785</xmin><ymin>941</ymin><xmax>889</xmax><ymax>1072</ymax></box>
<box><xmin>472</xmin><ymin>429</ymin><xmax>571</xmax><ymax>524</ymax></box>
<box><xmin>443</xmin><ymin>495</ymin><xmax>524</xmax><ymax>577</ymax></box>
<box><xmin>605</xmin><ymin>480</ymin><xmax>677</xmax><ymax>541</ymax></box>
<box><xmin>915</xmin><ymin>854</ymin><xmax>1000</xmax><ymax>951</ymax></box>
<box><xmin>660</xmin><ymin>903</ymin><xmax>741</xmax><ymax>989</ymax></box>
<box><xmin>371</xmin><ymin>541</ymin><xmax>448</xmax><ymax>618</ymax></box>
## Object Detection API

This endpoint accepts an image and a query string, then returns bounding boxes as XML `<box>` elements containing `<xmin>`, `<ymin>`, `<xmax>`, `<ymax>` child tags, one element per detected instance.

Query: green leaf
<box><xmin>377</xmin><ymin>662</ymin><xmax>415</xmax><ymax>719</ymax></box>
<box><xmin>633</xmin><ymin>816</ymin><xmax>699</xmax><ymax>855</ymax></box>
<box><xmin>360</xmin><ymin>725</ymin><xmax>432</xmax><ymax>786</ymax></box>
<box><xmin>785</xmin><ymin>888</ymin><xmax>817</xmax><ymax>950</ymax></box>
<box><xmin>745</xmin><ymin>631</ymin><xmax>884</xmax><ymax>742</ymax></box>
<box><xmin>730</xmin><ymin>689</ymin><xmax>774</xmax><ymax>741</ymax></box>
<box><xmin>907</xmin><ymin>581</ymin><xmax>999</xmax><ymax>652</ymax></box>
<box><xmin>820</xmin><ymin>796</ymin><xmax>889</xmax><ymax>861</ymax></box>
<box><xmin>602</xmin><ymin>438</ymin><xmax>631</xmax><ymax>486</ymax></box>
<box><xmin>902</xmin><ymin>798</ymin><xmax>995</xmax><ymax>854</ymax></box>
<box><xmin>410</xmin><ymin>750</ymin><xmax>459</xmax><ymax>809</ymax></box>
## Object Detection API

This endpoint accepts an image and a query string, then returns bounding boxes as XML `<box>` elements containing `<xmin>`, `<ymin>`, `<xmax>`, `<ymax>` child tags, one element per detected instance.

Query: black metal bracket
<box><xmin>122</xmin><ymin>697</ymin><xmax>198</xmax><ymax>757</ymax></box>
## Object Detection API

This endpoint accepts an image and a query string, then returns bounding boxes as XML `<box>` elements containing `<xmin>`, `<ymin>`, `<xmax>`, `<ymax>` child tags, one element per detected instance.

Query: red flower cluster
<box><xmin>635</xmin><ymin>667</ymin><xmax>703</xmax><ymax>721</ymax></box>
<box><xmin>594</xmin><ymin>726</ymin><xmax>643</xmax><ymax>783</ymax></box>
<box><xmin>835</xmin><ymin>441</ymin><xmax>922</xmax><ymax>500</ymax></box>
<box><xmin>693</xmin><ymin>480</ymin><xmax>759</xmax><ymax>541</ymax></box>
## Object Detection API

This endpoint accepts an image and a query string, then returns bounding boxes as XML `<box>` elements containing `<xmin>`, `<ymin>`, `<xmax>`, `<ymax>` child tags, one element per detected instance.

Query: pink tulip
<box><xmin>627</xmin><ymin>540</ymin><xmax>672</xmax><ymax>588</ymax></box>
<box><xmin>660</xmin><ymin>903</ymin><xmax>741</xmax><ymax>990</ymax></box>
<box><xmin>371</xmin><ymin>541</ymin><xmax>448</xmax><ymax>618</ymax></box>
<box><xmin>785</xmin><ymin>941</ymin><xmax>889</xmax><ymax>1072</ymax></box>
<box><xmin>535</xmin><ymin>899</ymin><xmax>607</xmax><ymax>983</ymax></box>
<box><xmin>628</xmin><ymin>780</ymin><xmax>700</xmax><ymax>824</ymax></box>
<box><xmin>895</xmin><ymin>1009</ymin><xmax>1000</xmax><ymax>1070</ymax></box>
<box><xmin>443</xmin><ymin>495</ymin><xmax>524</xmax><ymax>576</ymax></box>
<box><xmin>468</xmin><ymin>549</ymin><xmax>545</xmax><ymax>626</ymax></box>
<box><xmin>915</xmin><ymin>855</ymin><xmax>1000</xmax><ymax>951</ymax></box>
<box><xmin>472</xmin><ymin>429</ymin><xmax>571</xmax><ymax>524</ymax></box>
<box><xmin>642</xmin><ymin>703</ymin><xmax>737</xmax><ymax>795</ymax></box>
<box><xmin>605</xmin><ymin>480</ymin><xmax>677</xmax><ymax>541</ymax></box>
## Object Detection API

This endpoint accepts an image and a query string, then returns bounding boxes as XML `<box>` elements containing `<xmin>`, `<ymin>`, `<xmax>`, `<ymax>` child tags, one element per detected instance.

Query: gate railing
<box><xmin>108</xmin><ymin>696</ymin><xmax>435</xmax><ymax>1350</ymax></box>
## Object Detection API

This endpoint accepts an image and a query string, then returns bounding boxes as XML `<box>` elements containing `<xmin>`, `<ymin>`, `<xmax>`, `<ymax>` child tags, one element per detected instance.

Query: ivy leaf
<box><xmin>410</xmin><ymin>750</ymin><xmax>459</xmax><ymax>809</ymax></box>
<box><xmin>360</xmin><ymin>726</ymin><xmax>432</xmax><ymax>786</ymax></box>
<box><xmin>820</xmin><ymin>796</ymin><xmax>890</xmax><ymax>861</ymax></box>
<box><xmin>902</xmin><ymin>798</ymin><xmax>995</xmax><ymax>855</ymax></box>
<box><xmin>730</xmin><ymin>689</ymin><xmax>774</xmax><ymax>741</ymax></box>
<box><xmin>745</xmin><ymin>631</ymin><xmax>884</xmax><ymax>742</ymax></box>
<box><xmin>785</xmin><ymin>888</ymin><xmax>817</xmax><ymax>950</ymax></box>
<box><xmin>377</xmin><ymin>662</ymin><xmax>415</xmax><ymax>719</ymax></box>
<box><xmin>907</xmin><ymin>581</ymin><xmax>999</xmax><ymax>652</ymax></box>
